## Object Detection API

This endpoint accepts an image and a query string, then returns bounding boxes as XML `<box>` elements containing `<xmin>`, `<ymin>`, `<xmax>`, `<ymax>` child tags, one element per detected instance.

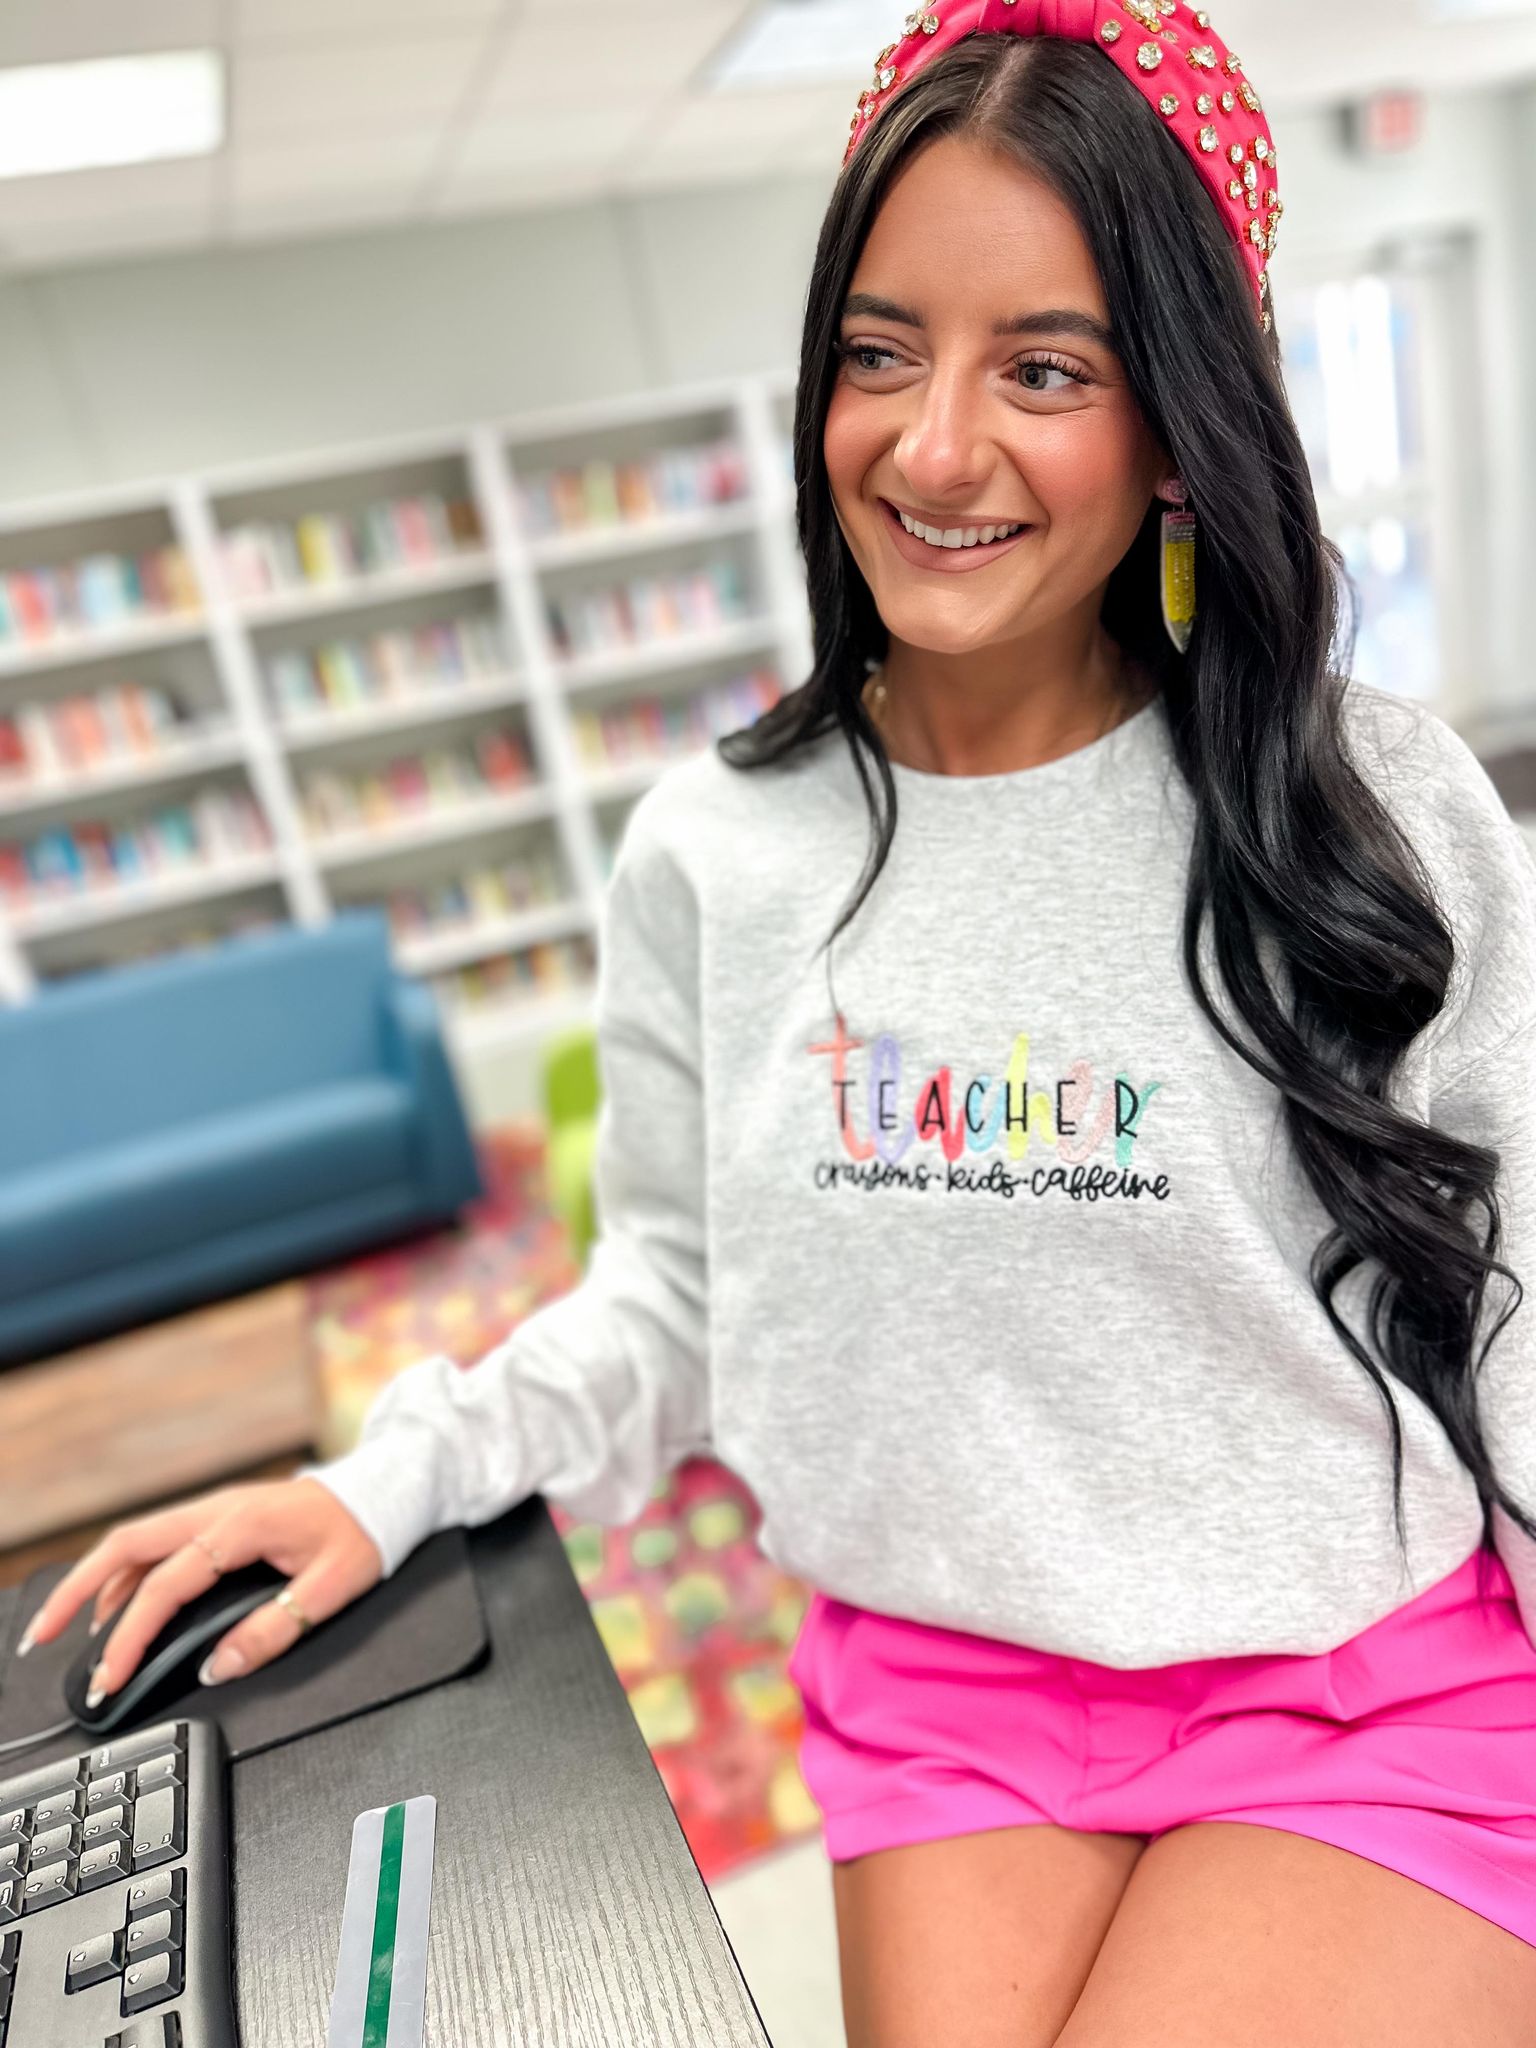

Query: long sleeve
<box><xmin>303</xmin><ymin>791</ymin><xmax>713</xmax><ymax>1577</ymax></box>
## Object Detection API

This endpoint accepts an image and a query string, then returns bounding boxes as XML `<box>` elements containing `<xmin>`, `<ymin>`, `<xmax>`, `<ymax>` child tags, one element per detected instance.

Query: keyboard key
<box><xmin>28</xmin><ymin>1819</ymin><xmax>77</xmax><ymax>1865</ymax></box>
<box><xmin>0</xmin><ymin>1756</ymin><xmax>83</xmax><ymax>1806</ymax></box>
<box><xmin>114</xmin><ymin>2016</ymin><xmax>184</xmax><ymax>2048</ymax></box>
<box><xmin>22</xmin><ymin>1856</ymin><xmax>76</xmax><ymax>1911</ymax></box>
<box><xmin>127</xmin><ymin>1867</ymin><xmax>185</xmax><ymax>1919</ymax></box>
<box><xmin>0</xmin><ymin>1929</ymin><xmax>16</xmax><ymax>1975</ymax></box>
<box><xmin>123</xmin><ymin>1905</ymin><xmax>182</xmax><ymax>1964</ymax></box>
<box><xmin>0</xmin><ymin>1845</ymin><xmax>19</xmax><ymax>1879</ymax></box>
<box><xmin>121</xmin><ymin>1946</ymin><xmax>183</xmax><ymax>2014</ymax></box>
<box><xmin>65</xmin><ymin>1927</ymin><xmax>122</xmax><ymax>1992</ymax></box>
<box><xmin>90</xmin><ymin>1725</ymin><xmax>185</xmax><ymax>1776</ymax></box>
<box><xmin>130</xmin><ymin>1786</ymin><xmax>184</xmax><ymax>1871</ymax></box>
<box><xmin>87</xmin><ymin>1771</ymin><xmax>134</xmax><ymax>1810</ymax></box>
<box><xmin>82</xmin><ymin>1801</ymin><xmax>131</xmax><ymax>1845</ymax></box>
<box><xmin>130</xmin><ymin>1754</ymin><xmax>182</xmax><ymax>1795</ymax></box>
<box><xmin>79</xmin><ymin>1838</ymin><xmax>131</xmax><ymax>1892</ymax></box>
<box><xmin>0</xmin><ymin>1877</ymin><xmax>18</xmax><ymax>1924</ymax></box>
<box><xmin>31</xmin><ymin>1785</ymin><xmax>82</xmax><ymax>1830</ymax></box>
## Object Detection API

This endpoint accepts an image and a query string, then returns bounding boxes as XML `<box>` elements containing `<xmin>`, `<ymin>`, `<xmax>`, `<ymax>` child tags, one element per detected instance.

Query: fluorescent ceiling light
<box><xmin>0</xmin><ymin>49</ymin><xmax>224</xmax><ymax>181</ymax></box>
<box><xmin>708</xmin><ymin>0</ymin><xmax>904</xmax><ymax>90</ymax></box>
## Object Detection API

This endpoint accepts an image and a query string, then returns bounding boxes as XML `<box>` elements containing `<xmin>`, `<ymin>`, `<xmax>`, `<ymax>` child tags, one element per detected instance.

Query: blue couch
<box><xmin>0</xmin><ymin>910</ymin><xmax>485</xmax><ymax>1364</ymax></box>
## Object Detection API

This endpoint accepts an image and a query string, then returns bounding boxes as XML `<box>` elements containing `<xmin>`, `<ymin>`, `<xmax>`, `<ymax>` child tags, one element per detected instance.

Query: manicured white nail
<box><xmin>84</xmin><ymin>1664</ymin><xmax>107</xmax><ymax>1709</ymax></box>
<box><xmin>88</xmin><ymin>1615</ymin><xmax>104</xmax><ymax>1637</ymax></box>
<box><xmin>15</xmin><ymin>1616</ymin><xmax>38</xmax><ymax>1658</ymax></box>
<box><xmin>198</xmin><ymin>1645</ymin><xmax>246</xmax><ymax>1688</ymax></box>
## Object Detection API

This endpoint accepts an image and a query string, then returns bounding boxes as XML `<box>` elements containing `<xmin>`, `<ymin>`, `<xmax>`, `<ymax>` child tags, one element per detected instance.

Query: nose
<box><xmin>892</xmin><ymin>358</ymin><xmax>997</xmax><ymax>509</ymax></box>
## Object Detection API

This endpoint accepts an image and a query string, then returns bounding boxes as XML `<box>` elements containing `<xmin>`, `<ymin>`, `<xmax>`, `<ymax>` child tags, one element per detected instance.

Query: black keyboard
<box><xmin>0</xmin><ymin>1717</ymin><xmax>234</xmax><ymax>2048</ymax></box>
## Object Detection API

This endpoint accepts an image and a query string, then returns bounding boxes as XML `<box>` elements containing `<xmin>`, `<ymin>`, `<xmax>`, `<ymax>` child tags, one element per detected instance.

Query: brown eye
<box><xmin>1015</xmin><ymin>357</ymin><xmax>1087</xmax><ymax>395</ymax></box>
<box><xmin>837</xmin><ymin>341</ymin><xmax>899</xmax><ymax>373</ymax></box>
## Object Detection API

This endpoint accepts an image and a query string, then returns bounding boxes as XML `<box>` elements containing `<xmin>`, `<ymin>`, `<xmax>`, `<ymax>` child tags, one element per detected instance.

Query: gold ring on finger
<box><xmin>193</xmin><ymin>1533</ymin><xmax>227</xmax><ymax>1574</ymax></box>
<box><xmin>274</xmin><ymin>1586</ymin><xmax>313</xmax><ymax>1636</ymax></box>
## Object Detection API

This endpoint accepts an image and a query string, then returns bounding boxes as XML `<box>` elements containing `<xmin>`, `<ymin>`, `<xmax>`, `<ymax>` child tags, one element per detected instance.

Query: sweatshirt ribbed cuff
<box><xmin>299</xmin><ymin>1429</ymin><xmax>444</xmax><ymax>1579</ymax></box>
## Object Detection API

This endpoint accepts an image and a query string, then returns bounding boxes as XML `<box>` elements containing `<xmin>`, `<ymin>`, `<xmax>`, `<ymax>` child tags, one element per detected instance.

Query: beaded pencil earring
<box><xmin>1159</xmin><ymin>477</ymin><xmax>1197</xmax><ymax>654</ymax></box>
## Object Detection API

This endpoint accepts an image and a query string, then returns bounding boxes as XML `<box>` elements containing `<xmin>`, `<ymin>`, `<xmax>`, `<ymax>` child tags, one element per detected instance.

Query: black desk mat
<box><xmin>0</xmin><ymin>1526</ymin><xmax>487</xmax><ymax>1769</ymax></box>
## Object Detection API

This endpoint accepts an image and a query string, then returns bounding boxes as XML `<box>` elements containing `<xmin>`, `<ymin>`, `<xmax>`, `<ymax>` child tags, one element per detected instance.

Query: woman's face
<box><xmin>824</xmin><ymin>133</ymin><xmax>1170</xmax><ymax>656</ymax></box>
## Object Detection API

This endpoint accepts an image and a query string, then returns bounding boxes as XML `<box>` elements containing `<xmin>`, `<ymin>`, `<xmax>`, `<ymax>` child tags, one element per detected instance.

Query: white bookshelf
<box><xmin>0</xmin><ymin>370</ymin><xmax>805</xmax><ymax>1105</ymax></box>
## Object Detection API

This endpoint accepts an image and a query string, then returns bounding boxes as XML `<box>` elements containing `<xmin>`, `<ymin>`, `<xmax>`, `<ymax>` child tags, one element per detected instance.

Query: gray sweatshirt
<box><xmin>310</xmin><ymin>679</ymin><xmax>1536</xmax><ymax>1667</ymax></box>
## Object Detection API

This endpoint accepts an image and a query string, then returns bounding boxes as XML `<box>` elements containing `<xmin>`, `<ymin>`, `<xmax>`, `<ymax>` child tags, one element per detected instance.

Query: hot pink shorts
<box><xmin>787</xmin><ymin>1541</ymin><xmax>1536</xmax><ymax>1947</ymax></box>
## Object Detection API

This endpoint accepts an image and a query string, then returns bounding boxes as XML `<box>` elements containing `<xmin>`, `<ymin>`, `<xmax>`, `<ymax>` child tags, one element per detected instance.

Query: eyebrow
<box><xmin>840</xmin><ymin>292</ymin><xmax>1116</xmax><ymax>350</ymax></box>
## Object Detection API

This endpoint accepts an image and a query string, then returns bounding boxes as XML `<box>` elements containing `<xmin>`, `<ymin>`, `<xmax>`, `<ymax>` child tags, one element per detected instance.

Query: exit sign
<box><xmin>1347</xmin><ymin>90</ymin><xmax>1424</xmax><ymax>155</ymax></box>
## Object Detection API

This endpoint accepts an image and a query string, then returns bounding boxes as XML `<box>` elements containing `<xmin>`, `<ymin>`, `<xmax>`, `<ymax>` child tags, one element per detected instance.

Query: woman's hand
<box><xmin>16</xmin><ymin>1476</ymin><xmax>384</xmax><ymax>1702</ymax></box>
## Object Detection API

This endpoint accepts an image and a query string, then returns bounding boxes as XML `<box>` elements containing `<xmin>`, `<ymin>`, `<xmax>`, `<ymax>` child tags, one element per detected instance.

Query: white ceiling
<box><xmin>0</xmin><ymin>0</ymin><xmax>1533</xmax><ymax>276</ymax></box>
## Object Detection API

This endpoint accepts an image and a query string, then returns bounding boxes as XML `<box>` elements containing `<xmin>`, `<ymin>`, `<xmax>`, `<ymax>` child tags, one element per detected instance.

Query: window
<box><xmin>1274</xmin><ymin>243</ymin><xmax>1477</xmax><ymax>715</ymax></box>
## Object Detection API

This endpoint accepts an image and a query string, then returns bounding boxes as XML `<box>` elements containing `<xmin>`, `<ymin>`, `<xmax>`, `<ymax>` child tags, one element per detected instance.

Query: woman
<box><xmin>22</xmin><ymin>6</ymin><xmax>1536</xmax><ymax>2041</ymax></box>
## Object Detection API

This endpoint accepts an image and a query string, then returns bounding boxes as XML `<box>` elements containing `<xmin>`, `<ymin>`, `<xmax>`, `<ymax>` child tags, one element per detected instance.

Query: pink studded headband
<box><xmin>843</xmin><ymin>0</ymin><xmax>1282</xmax><ymax>331</ymax></box>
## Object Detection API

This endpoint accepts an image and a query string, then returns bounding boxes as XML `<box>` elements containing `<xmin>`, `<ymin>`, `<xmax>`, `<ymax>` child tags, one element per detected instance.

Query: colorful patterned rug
<box><xmin>303</xmin><ymin>1123</ymin><xmax>820</xmax><ymax>1884</ymax></box>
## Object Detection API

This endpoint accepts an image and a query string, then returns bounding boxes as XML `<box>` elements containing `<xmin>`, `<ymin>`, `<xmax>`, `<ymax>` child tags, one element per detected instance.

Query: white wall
<box><xmin>0</xmin><ymin>173</ymin><xmax>827</xmax><ymax>498</ymax></box>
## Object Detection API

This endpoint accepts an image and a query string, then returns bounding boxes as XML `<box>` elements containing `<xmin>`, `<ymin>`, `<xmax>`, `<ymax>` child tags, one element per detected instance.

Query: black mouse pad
<box><xmin>0</xmin><ymin>1526</ymin><xmax>488</xmax><ymax>1770</ymax></box>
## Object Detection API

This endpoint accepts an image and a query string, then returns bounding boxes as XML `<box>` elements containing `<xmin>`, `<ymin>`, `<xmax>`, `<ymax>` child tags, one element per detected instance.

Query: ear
<box><xmin>1139</xmin><ymin>416</ymin><xmax>1177</xmax><ymax>499</ymax></box>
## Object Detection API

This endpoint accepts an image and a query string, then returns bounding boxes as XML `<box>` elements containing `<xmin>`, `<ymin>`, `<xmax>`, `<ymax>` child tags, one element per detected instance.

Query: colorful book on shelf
<box><xmin>615</xmin><ymin>462</ymin><xmax>657</xmax><ymax>523</ymax></box>
<box><xmin>296</xmin><ymin>512</ymin><xmax>346</xmax><ymax>584</ymax></box>
<box><xmin>446</xmin><ymin>498</ymin><xmax>483</xmax><ymax>550</ymax></box>
<box><xmin>581</xmin><ymin>460</ymin><xmax>621</xmax><ymax>526</ymax></box>
<box><xmin>361</xmin><ymin>502</ymin><xmax>397</xmax><ymax>573</ymax></box>
<box><xmin>394</xmin><ymin>498</ymin><xmax>437</xmax><ymax>566</ymax></box>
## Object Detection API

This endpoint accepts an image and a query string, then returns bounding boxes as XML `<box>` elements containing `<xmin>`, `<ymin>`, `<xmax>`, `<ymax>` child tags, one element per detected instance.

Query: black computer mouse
<box><xmin>63</xmin><ymin>1560</ymin><xmax>291</xmax><ymax>1735</ymax></box>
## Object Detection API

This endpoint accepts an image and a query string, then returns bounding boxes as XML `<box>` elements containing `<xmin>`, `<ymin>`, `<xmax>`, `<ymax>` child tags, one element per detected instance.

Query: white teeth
<box><xmin>897</xmin><ymin>509</ymin><xmax>1025</xmax><ymax>549</ymax></box>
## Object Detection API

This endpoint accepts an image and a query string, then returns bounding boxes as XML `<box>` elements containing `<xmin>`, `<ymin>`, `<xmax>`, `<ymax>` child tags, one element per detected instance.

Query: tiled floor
<box><xmin>711</xmin><ymin>1836</ymin><xmax>848</xmax><ymax>2048</ymax></box>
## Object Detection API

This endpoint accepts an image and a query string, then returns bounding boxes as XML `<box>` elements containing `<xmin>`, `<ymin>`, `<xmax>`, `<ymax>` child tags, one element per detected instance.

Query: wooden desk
<box><xmin>0</xmin><ymin>1495</ymin><xmax>774</xmax><ymax>2048</ymax></box>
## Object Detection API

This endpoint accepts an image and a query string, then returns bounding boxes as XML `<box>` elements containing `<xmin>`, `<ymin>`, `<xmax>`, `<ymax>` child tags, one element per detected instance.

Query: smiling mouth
<box><xmin>884</xmin><ymin>500</ymin><xmax>1031</xmax><ymax>548</ymax></box>
<box><xmin>878</xmin><ymin>497</ymin><xmax>1034</xmax><ymax>566</ymax></box>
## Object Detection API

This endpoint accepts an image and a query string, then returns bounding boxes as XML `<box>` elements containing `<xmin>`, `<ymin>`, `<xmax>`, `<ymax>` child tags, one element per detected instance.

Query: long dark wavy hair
<box><xmin>716</xmin><ymin>32</ymin><xmax>1534</xmax><ymax>1585</ymax></box>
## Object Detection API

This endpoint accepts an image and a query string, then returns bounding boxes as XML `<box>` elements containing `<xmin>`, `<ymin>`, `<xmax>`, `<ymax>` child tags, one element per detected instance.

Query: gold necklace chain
<box><xmin>862</xmin><ymin>661</ymin><xmax>1140</xmax><ymax>755</ymax></box>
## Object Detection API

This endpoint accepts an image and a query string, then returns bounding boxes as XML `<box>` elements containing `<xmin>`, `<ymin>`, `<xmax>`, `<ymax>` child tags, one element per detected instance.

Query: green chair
<box><xmin>539</xmin><ymin>1024</ymin><xmax>601</xmax><ymax>1268</ymax></box>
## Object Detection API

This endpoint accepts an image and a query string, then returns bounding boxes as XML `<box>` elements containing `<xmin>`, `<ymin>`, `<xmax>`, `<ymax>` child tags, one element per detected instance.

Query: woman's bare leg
<box><xmin>1053</xmin><ymin>1821</ymin><xmax>1536</xmax><ymax>2047</ymax></box>
<box><xmin>831</xmin><ymin>1823</ymin><xmax>1147</xmax><ymax>2048</ymax></box>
